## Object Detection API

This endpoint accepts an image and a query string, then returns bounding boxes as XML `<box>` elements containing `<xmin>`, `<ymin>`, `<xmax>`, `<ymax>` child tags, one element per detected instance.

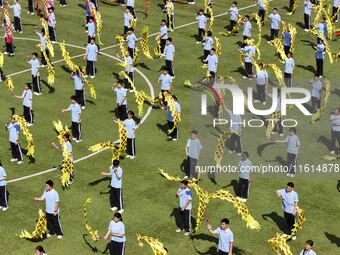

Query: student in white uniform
<box><xmin>27</xmin><ymin>52</ymin><xmax>41</xmax><ymax>95</ymax></box>
<box><xmin>61</xmin><ymin>96</ymin><xmax>82</xmax><ymax>143</ymax></box>
<box><xmin>196</xmin><ymin>9</ymin><xmax>207</xmax><ymax>43</ymax></box>
<box><xmin>0</xmin><ymin>161</ymin><xmax>9</xmax><ymax>211</ymax></box>
<box><xmin>34</xmin><ymin>245</ymin><xmax>48</xmax><ymax>255</ymax></box>
<box><xmin>8</xmin><ymin>0</ymin><xmax>22</xmax><ymax>33</ymax></box>
<box><xmin>300</xmin><ymin>240</ymin><xmax>317</xmax><ymax>255</ymax></box>
<box><xmin>13</xmin><ymin>83</ymin><xmax>34</xmax><ymax>126</ymax></box>
<box><xmin>103</xmin><ymin>212</ymin><xmax>126</xmax><ymax>255</ymax></box>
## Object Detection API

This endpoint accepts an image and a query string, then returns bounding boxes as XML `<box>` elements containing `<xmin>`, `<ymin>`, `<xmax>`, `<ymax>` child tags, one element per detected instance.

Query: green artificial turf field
<box><xmin>0</xmin><ymin>0</ymin><xmax>340</xmax><ymax>254</ymax></box>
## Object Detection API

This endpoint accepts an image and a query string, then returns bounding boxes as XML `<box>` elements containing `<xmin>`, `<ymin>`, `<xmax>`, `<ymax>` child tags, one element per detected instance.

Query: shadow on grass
<box><xmin>300</xmin><ymin>39</ymin><xmax>315</xmax><ymax>49</ymax></box>
<box><xmin>324</xmin><ymin>232</ymin><xmax>340</xmax><ymax>247</ymax></box>
<box><xmin>316</xmin><ymin>136</ymin><xmax>331</xmax><ymax>151</ymax></box>
<box><xmin>21</xmin><ymin>148</ymin><xmax>36</xmax><ymax>164</ymax></box>
<box><xmin>156</xmin><ymin>123</ymin><xmax>168</xmax><ymax>135</ymax></box>
<box><xmin>295</xmin><ymin>21</ymin><xmax>305</xmax><ymax>29</ymax></box>
<box><xmin>262</xmin><ymin>211</ymin><xmax>286</xmax><ymax>232</ymax></box>
<box><xmin>231</xmin><ymin>67</ymin><xmax>246</xmax><ymax>77</ymax></box>
<box><xmin>257</xmin><ymin>142</ymin><xmax>276</xmax><ymax>157</ymax></box>
<box><xmin>262</xmin><ymin>34</ymin><xmax>271</xmax><ymax>41</ymax></box>
<box><xmin>221</xmin><ymin>179</ymin><xmax>238</xmax><ymax>195</ymax></box>
<box><xmin>41</xmin><ymin>80</ymin><xmax>55</xmax><ymax>94</ymax></box>
<box><xmin>85</xmin><ymin>99</ymin><xmax>96</xmax><ymax>106</ymax></box>
<box><xmin>88</xmin><ymin>176</ymin><xmax>110</xmax><ymax>186</ymax></box>
<box><xmin>295</xmin><ymin>64</ymin><xmax>316</xmax><ymax>74</ymax></box>
<box><xmin>333</xmin><ymin>88</ymin><xmax>340</xmax><ymax>98</ymax></box>
<box><xmin>112</xmin><ymin>72</ymin><xmax>121</xmax><ymax>80</ymax></box>
<box><xmin>337</xmin><ymin>180</ymin><xmax>340</xmax><ymax>192</ymax></box>
<box><xmin>191</xmin><ymin>234</ymin><xmax>245</xmax><ymax>255</ymax></box>
<box><xmin>61</xmin><ymin>65</ymin><xmax>72</xmax><ymax>74</ymax></box>
<box><xmin>9</xmin><ymin>107</ymin><xmax>16</xmax><ymax>115</ymax></box>
<box><xmin>83</xmin><ymin>234</ymin><xmax>98</xmax><ymax>252</ymax></box>
<box><xmin>135</xmin><ymin>62</ymin><xmax>152</xmax><ymax>71</ymax></box>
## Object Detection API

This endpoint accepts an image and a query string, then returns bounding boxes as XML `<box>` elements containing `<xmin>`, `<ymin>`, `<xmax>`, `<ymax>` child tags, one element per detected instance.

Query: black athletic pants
<box><xmin>185</xmin><ymin>157</ymin><xmax>198</xmax><ymax>178</ymax></box>
<box><xmin>284</xmin><ymin>211</ymin><xmax>295</xmax><ymax>235</ymax></box>
<box><xmin>23</xmin><ymin>105</ymin><xmax>34</xmax><ymax>124</ymax></box>
<box><xmin>41</xmin><ymin>48</ymin><xmax>50</xmax><ymax>66</ymax></box>
<box><xmin>75</xmin><ymin>89</ymin><xmax>85</xmax><ymax>107</ymax></box>
<box><xmin>110</xmin><ymin>187</ymin><xmax>123</xmax><ymax>210</ymax></box>
<box><xmin>270</xmin><ymin>29</ymin><xmax>279</xmax><ymax>40</ymax></box>
<box><xmin>109</xmin><ymin>241</ymin><xmax>125</xmax><ymax>255</ymax></box>
<box><xmin>316</xmin><ymin>58</ymin><xmax>323</xmax><ymax>77</ymax></box>
<box><xmin>284</xmin><ymin>72</ymin><xmax>293</xmax><ymax>87</ymax></box>
<box><xmin>311</xmin><ymin>96</ymin><xmax>321</xmax><ymax>114</ymax></box>
<box><xmin>14</xmin><ymin>16</ymin><xmax>22</xmax><ymax>32</ymax></box>
<box><xmin>331</xmin><ymin>130</ymin><xmax>340</xmax><ymax>152</ymax></box>
<box><xmin>32</xmin><ymin>75</ymin><xmax>41</xmax><ymax>93</ymax></box>
<box><xmin>48</xmin><ymin>26</ymin><xmax>56</xmax><ymax>42</ymax></box>
<box><xmin>165</xmin><ymin>59</ymin><xmax>174</xmax><ymax>77</ymax></box>
<box><xmin>0</xmin><ymin>186</ymin><xmax>8</xmax><ymax>207</ymax></box>
<box><xmin>227</xmin><ymin>133</ymin><xmax>242</xmax><ymax>153</ymax></box>
<box><xmin>46</xmin><ymin>212</ymin><xmax>63</xmax><ymax>236</ymax></box>
<box><xmin>127</xmin><ymin>138</ymin><xmax>136</xmax><ymax>156</ymax></box>
<box><xmin>257</xmin><ymin>84</ymin><xmax>266</xmax><ymax>102</ymax></box>
<box><xmin>86</xmin><ymin>60</ymin><xmax>95</xmax><ymax>76</ymax></box>
<box><xmin>197</xmin><ymin>28</ymin><xmax>205</xmax><ymax>42</ymax></box>
<box><xmin>10</xmin><ymin>142</ymin><xmax>23</xmax><ymax>161</ymax></box>
<box><xmin>71</xmin><ymin>121</ymin><xmax>82</xmax><ymax>140</ymax></box>
<box><xmin>178</xmin><ymin>208</ymin><xmax>190</xmax><ymax>232</ymax></box>
<box><xmin>287</xmin><ymin>152</ymin><xmax>297</xmax><ymax>174</ymax></box>
<box><xmin>304</xmin><ymin>13</ymin><xmax>310</xmax><ymax>29</ymax></box>
<box><xmin>238</xmin><ymin>177</ymin><xmax>249</xmax><ymax>199</ymax></box>
<box><xmin>167</xmin><ymin>120</ymin><xmax>178</xmax><ymax>139</ymax></box>
<box><xmin>117</xmin><ymin>104</ymin><xmax>127</xmax><ymax>120</ymax></box>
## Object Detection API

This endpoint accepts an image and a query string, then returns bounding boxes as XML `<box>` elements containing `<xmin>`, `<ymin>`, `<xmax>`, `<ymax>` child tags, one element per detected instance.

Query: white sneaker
<box><xmin>47</xmin><ymin>233</ymin><xmax>52</xmax><ymax>238</ymax></box>
<box><xmin>242</xmin><ymin>76</ymin><xmax>247</xmax><ymax>79</ymax></box>
<box><xmin>183</xmin><ymin>176</ymin><xmax>188</xmax><ymax>179</ymax></box>
<box><xmin>304</xmin><ymin>29</ymin><xmax>310</xmax><ymax>32</ymax></box>
<box><xmin>126</xmin><ymin>155</ymin><xmax>131</xmax><ymax>158</ymax></box>
<box><xmin>192</xmin><ymin>178</ymin><xmax>198</xmax><ymax>182</ymax></box>
<box><xmin>118</xmin><ymin>209</ymin><xmax>124</xmax><ymax>214</ymax></box>
<box><xmin>129</xmin><ymin>156</ymin><xmax>135</xmax><ymax>159</ymax></box>
<box><xmin>84</xmin><ymin>75</ymin><xmax>88</xmax><ymax>78</ymax></box>
<box><xmin>242</xmin><ymin>198</ymin><xmax>247</xmax><ymax>202</ymax></box>
<box><xmin>282</xmin><ymin>234</ymin><xmax>288</xmax><ymax>238</ymax></box>
<box><xmin>30</xmin><ymin>12</ymin><xmax>34</xmax><ymax>15</ymax></box>
<box><xmin>72</xmin><ymin>138</ymin><xmax>77</xmax><ymax>141</ymax></box>
<box><xmin>291</xmin><ymin>236</ymin><xmax>297</xmax><ymax>240</ymax></box>
<box><xmin>57</xmin><ymin>235</ymin><xmax>63</xmax><ymax>240</ymax></box>
<box><xmin>75</xmin><ymin>140</ymin><xmax>81</xmax><ymax>143</ymax></box>
<box><xmin>2</xmin><ymin>207</ymin><xmax>8</xmax><ymax>211</ymax></box>
<box><xmin>172</xmin><ymin>138</ymin><xmax>177</xmax><ymax>141</ymax></box>
<box><xmin>10</xmin><ymin>158</ymin><xmax>18</xmax><ymax>162</ymax></box>
<box><xmin>17</xmin><ymin>161</ymin><xmax>24</xmax><ymax>165</ymax></box>
<box><xmin>196</xmin><ymin>41</ymin><xmax>201</xmax><ymax>44</ymax></box>
<box><xmin>228</xmin><ymin>150</ymin><xmax>233</xmax><ymax>154</ymax></box>
<box><xmin>279</xmin><ymin>133</ymin><xmax>285</xmax><ymax>137</ymax></box>
<box><xmin>184</xmin><ymin>232</ymin><xmax>190</xmax><ymax>236</ymax></box>
<box><xmin>81</xmin><ymin>106</ymin><xmax>85</xmax><ymax>109</ymax></box>
<box><xmin>330</xmin><ymin>151</ymin><xmax>335</xmax><ymax>154</ymax></box>
<box><xmin>129</xmin><ymin>90</ymin><xmax>134</xmax><ymax>93</ymax></box>
<box><xmin>27</xmin><ymin>123</ymin><xmax>33</xmax><ymax>127</ymax></box>
<box><xmin>254</xmin><ymin>100</ymin><xmax>260</xmax><ymax>103</ymax></box>
<box><xmin>33</xmin><ymin>92</ymin><xmax>39</xmax><ymax>95</ymax></box>
<box><xmin>111</xmin><ymin>207</ymin><xmax>118</xmax><ymax>212</ymax></box>
<box><xmin>263</xmin><ymin>102</ymin><xmax>266</xmax><ymax>105</ymax></box>
<box><xmin>175</xmin><ymin>228</ymin><xmax>182</xmax><ymax>233</ymax></box>
<box><xmin>90</xmin><ymin>76</ymin><xmax>95</xmax><ymax>79</ymax></box>
<box><xmin>237</xmin><ymin>153</ymin><xmax>242</xmax><ymax>156</ymax></box>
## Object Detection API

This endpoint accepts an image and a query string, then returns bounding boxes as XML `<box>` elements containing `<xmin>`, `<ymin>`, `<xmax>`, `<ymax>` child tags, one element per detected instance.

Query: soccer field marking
<box><xmin>7</xmin><ymin>42</ymin><xmax>154</xmax><ymax>184</ymax></box>
<box><xmin>7</xmin><ymin>1</ymin><xmax>265</xmax><ymax>183</ymax></box>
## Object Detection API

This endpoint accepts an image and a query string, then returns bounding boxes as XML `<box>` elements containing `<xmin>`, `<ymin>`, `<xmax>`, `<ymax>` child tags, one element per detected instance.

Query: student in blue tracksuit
<box><xmin>5</xmin><ymin>116</ymin><xmax>23</xmax><ymax>164</ymax></box>
<box><xmin>101</xmin><ymin>160</ymin><xmax>124</xmax><ymax>213</ymax></box>
<box><xmin>208</xmin><ymin>218</ymin><xmax>234</xmax><ymax>255</ymax></box>
<box><xmin>103</xmin><ymin>212</ymin><xmax>126</xmax><ymax>255</ymax></box>
<box><xmin>61</xmin><ymin>96</ymin><xmax>82</xmax><ymax>143</ymax></box>
<box><xmin>71</xmin><ymin>70</ymin><xmax>86</xmax><ymax>109</ymax></box>
<box><xmin>0</xmin><ymin>161</ymin><xmax>9</xmax><ymax>211</ymax></box>
<box><xmin>175</xmin><ymin>180</ymin><xmax>192</xmax><ymax>236</ymax></box>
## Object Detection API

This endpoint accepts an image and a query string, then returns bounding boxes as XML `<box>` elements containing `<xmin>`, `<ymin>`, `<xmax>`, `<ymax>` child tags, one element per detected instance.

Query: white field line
<box><xmin>7</xmin><ymin>1</ymin><xmax>263</xmax><ymax>183</ymax></box>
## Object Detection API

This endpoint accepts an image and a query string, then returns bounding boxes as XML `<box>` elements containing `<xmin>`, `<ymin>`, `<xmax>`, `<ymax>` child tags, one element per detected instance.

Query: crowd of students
<box><xmin>0</xmin><ymin>0</ymin><xmax>339</xmax><ymax>254</ymax></box>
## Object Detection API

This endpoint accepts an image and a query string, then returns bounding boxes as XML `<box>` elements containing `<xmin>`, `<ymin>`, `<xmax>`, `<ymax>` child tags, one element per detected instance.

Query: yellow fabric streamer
<box><xmin>53</xmin><ymin>120</ymin><xmax>74</xmax><ymax>189</ymax></box>
<box><xmin>287</xmin><ymin>0</ymin><xmax>299</xmax><ymax>15</ymax></box>
<box><xmin>154</xmin><ymin>36</ymin><xmax>162</xmax><ymax>58</ymax></box>
<box><xmin>40</xmin><ymin>18</ymin><xmax>55</xmax><ymax>57</ymax></box>
<box><xmin>83</xmin><ymin>198</ymin><xmax>99</xmax><ymax>242</ymax></box>
<box><xmin>19</xmin><ymin>209</ymin><xmax>47</xmax><ymax>240</ymax></box>
<box><xmin>116</xmin><ymin>35</ymin><xmax>127</xmax><ymax>60</ymax></box>
<box><xmin>268</xmin><ymin>234</ymin><xmax>293</xmax><ymax>255</ymax></box>
<box><xmin>264</xmin><ymin>63</ymin><xmax>286</xmax><ymax>88</ymax></box>
<box><xmin>89</xmin><ymin>141</ymin><xmax>120</xmax><ymax>161</ymax></box>
<box><xmin>13</xmin><ymin>114</ymin><xmax>35</xmax><ymax>158</ymax></box>
<box><xmin>311</xmin><ymin>79</ymin><xmax>331</xmax><ymax>122</ymax></box>
<box><xmin>214</xmin><ymin>132</ymin><xmax>234</xmax><ymax>166</ymax></box>
<box><xmin>93</xmin><ymin>10</ymin><xmax>104</xmax><ymax>45</ymax></box>
<box><xmin>0</xmin><ymin>52</ymin><xmax>4</xmax><ymax>68</ymax></box>
<box><xmin>137</xmin><ymin>234</ymin><xmax>168</xmax><ymax>255</ymax></box>
<box><xmin>140</xmin><ymin>26</ymin><xmax>153</xmax><ymax>60</ymax></box>
<box><xmin>282</xmin><ymin>22</ymin><xmax>297</xmax><ymax>53</ymax></box>
<box><xmin>207</xmin><ymin>5</ymin><xmax>214</xmax><ymax>32</ymax></box>
<box><xmin>39</xmin><ymin>44</ymin><xmax>55</xmax><ymax>85</ymax></box>
<box><xmin>268</xmin><ymin>206</ymin><xmax>305</xmax><ymax>254</ymax></box>
<box><xmin>118</xmin><ymin>120</ymin><xmax>127</xmax><ymax>153</ymax></box>
<box><xmin>59</xmin><ymin>42</ymin><xmax>97</xmax><ymax>99</ymax></box>
<box><xmin>215</xmin><ymin>37</ymin><xmax>222</xmax><ymax>56</ymax></box>
<box><xmin>163</xmin><ymin>92</ymin><xmax>181</xmax><ymax>134</ymax></box>
<box><xmin>266</xmin><ymin>112</ymin><xmax>281</xmax><ymax>139</ymax></box>
<box><xmin>254</xmin><ymin>13</ymin><xmax>262</xmax><ymax>48</ymax></box>
<box><xmin>310</xmin><ymin>29</ymin><xmax>333</xmax><ymax>64</ymax></box>
<box><xmin>132</xmin><ymin>47</ymin><xmax>140</xmax><ymax>66</ymax></box>
<box><xmin>129</xmin><ymin>13</ymin><xmax>137</xmax><ymax>29</ymax></box>
<box><xmin>167</xmin><ymin>3</ymin><xmax>173</xmax><ymax>31</ymax></box>
<box><xmin>269</xmin><ymin>38</ymin><xmax>288</xmax><ymax>61</ymax></box>
<box><xmin>160</xmin><ymin>169</ymin><xmax>261</xmax><ymax>233</ymax></box>
<box><xmin>312</xmin><ymin>5</ymin><xmax>337</xmax><ymax>40</ymax></box>
<box><xmin>6</xmin><ymin>76</ymin><xmax>14</xmax><ymax>92</ymax></box>
<box><xmin>219</xmin><ymin>15</ymin><xmax>243</xmax><ymax>37</ymax></box>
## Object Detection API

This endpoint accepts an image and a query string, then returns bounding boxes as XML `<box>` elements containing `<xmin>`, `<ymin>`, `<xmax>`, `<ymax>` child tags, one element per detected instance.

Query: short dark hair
<box><xmin>273</xmin><ymin>7</ymin><xmax>278</xmax><ymax>11</ymax></box>
<box><xmin>162</xmin><ymin>66</ymin><xmax>169</xmax><ymax>72</ymax></box>
<box><xmin>0</xmin><ymin>160</ymin><xmax>2</xmax><ymax>167</ymax></box>
<box><xmin>289</xmin><ymin>127</ymin><xmax>296</xmax><ymax>134</ymax></box>
<box><xmin>167</xmin><ymin>37</ymin><xmax>172</xmax><ymax>42</ymax></box>
<box><xmin>287</xmin><ymin>182</ymin><xmax>294</xmax><ymax>188</ymax></box>
<box><xmin>232</xmin><ymin>1</ymin><xmax>237</xmax><ymax>5</ymax></box>
<box><xmin>259</xmin><ymin>63</ymin><xmax>264</xmax><ymax>68</ymax></box>
<box><xmin>245</xmin><ymin>15</ymin><xmax>250</xmax><ymax>19</ymax></box>
<box><xmin>35</xmin><ymin>246</ymin><xmax>45</xmax><ymax>253</ymax></box>
<box><xmin>70</xmin><ymin>95</ymin><xmax>77</xmax><ymax>101</ymax></box>
<box><xmin>172</xmin><ymin>95</ymin><xmax>178</xmax><ymax>101</ymax></box>
<box><xmin>90</xmin><ymin>37</ymin><xmax>96</xmax><ymax>42</ymax></box>
<box><xmin>45</xmin><ymin>180</ymin><xmax>54</xmax><ymax>187</ymax></box>
<box><xmin>221</xmin><ymin>218</ymin><xmax>230</xmax><ymax>224</ymax></box>
<box><xmin>114</xmin><ymin>212</ymin><xmax>122</xmax><ymax>220</ymax></box>
<box><xmin>191</xmin><ymin>129</ymin><xmax>198</xmax><ymax>135</ymax></box>
<box><xmin>25</xmin><ymin>83</ymin><xmax>32</xmax><ymax>89</ymax></box>
<box><xmin>207</xmin><ymin>31</ymin><xmax>212</xmax><ymax>37</ymax></box>
<box><xmin>63</xmin><ymin>133</ymin><xmax>70</xmax><ymax>140</ymax></box>
<box><xmin>306</xmin><ymin>240</ymin><xmax>314</xmax><ymax>246</ymax></box>
<box><xmin>161</xmin><ymin>19</ymin><xmax>166</xmax><ymax>23</ymax></box>
<box><xmin>314</xmin><ymin>73</ymin><xmax>319</xmax><ymax>77</ymax></box>
<box><xmin>211</xmin><ymin>48</ymin><xmax>216</xmax><ymax>52</ymax></box>
<box><xmin>242</xmin><ymin>151</ymin><xmax>249</xmax><ymax>158</ymax></box>
<box><xmin>181</xmin><ymin>180</ymin><xmax>189</xmax><ymax>185</ymax></box>
<box><xmin>128</xmin><ymin>27</ymin><xmax>134</xmax><ymax>32</ymax></box>
<box><xmin>127</xmin><ymin>110</ymin><xmax>135</xmax><ymax>117</ymax></box>
<box><xmin>33</xmin><ymin>52</ymin><xmax>39</xmax><ymax>57</ymax></box>
<box><xmin>112</xmin><ymin>159</ymin><xmax>120</xmax><ymax>167</ymax></box>
<box><xmin>117</xmin><ymin>80</ymin><xmax>124</xmax><ymax>85</ymax></box>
